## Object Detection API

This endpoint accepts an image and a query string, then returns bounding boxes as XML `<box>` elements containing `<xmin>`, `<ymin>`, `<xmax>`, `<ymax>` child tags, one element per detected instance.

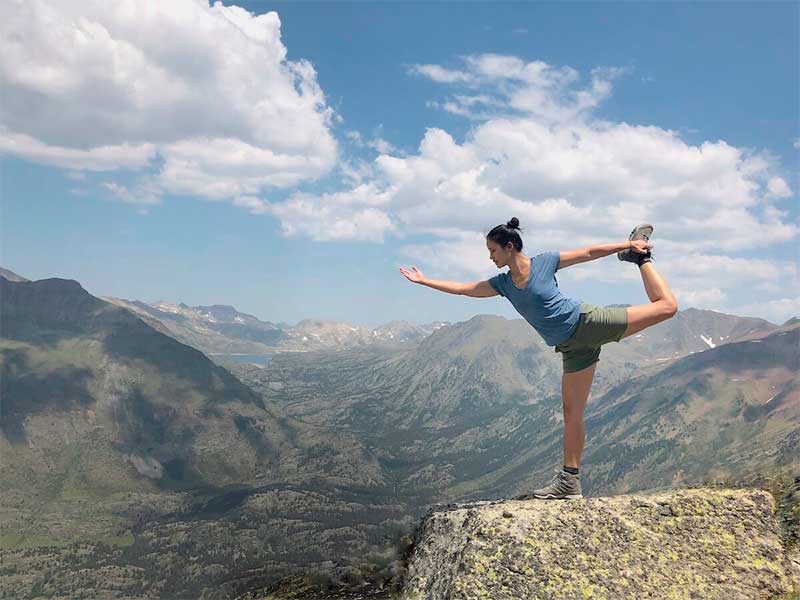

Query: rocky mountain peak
<box><xmin>0</xmin><ymin>267</ymin><xmax>30</xmax><ymax>282</ymax></box>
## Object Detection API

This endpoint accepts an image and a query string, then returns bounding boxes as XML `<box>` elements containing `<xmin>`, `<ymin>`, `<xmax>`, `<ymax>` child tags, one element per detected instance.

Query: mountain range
<box><xmin>0</xmin><ymin>265</ymin><xmax>796</xmax><ymax>598</ymax></box>
<box><xmin>101</xmin><ymin>295</ymin><xmax>449</xmax><ymax>355</ymax></box>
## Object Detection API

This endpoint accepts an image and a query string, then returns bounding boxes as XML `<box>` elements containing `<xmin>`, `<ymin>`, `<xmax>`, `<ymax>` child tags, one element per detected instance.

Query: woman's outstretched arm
<box><xmin>585</xmin><ymin>239</ymin><xmax>651</xmax><ymax>261</ymax></box>
<box><xmin>399</xmin><ymin>265</ymin><xmax>462</xmax><ymax>294</ymax></box>
<box><xmin>399</xmin><ymin>266</ymin><xmax>494</xmax><ymax>296</ymax></box>
<box><xmin>560</xmin><ymin>239</ymin><xmax>652</xmax><ymax>269</ymax></box>
<box><xmin>586</xmin><ymin>241</ymin><xmax>631</xmax><ymax>261</ymax></box>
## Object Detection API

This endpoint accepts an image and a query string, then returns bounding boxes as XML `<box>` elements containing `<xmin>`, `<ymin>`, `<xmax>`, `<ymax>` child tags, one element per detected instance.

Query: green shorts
<box><xmin>555</xmin><ymin>302</ymin><xmax>629</xmax><ymax>373</ymax></box>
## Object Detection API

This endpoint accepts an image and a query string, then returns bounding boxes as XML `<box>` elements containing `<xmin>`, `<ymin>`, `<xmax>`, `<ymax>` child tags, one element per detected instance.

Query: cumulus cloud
<box><xmin>0</xmin><ymin>0</ymin><xmax>337</xmax><ymax>205</ymax></box>
<box><xmin>338</xmin><ymin>158</ymin><xmax>375</xmax><ymax>186</ymax></box>
<box><xmin>345</xmin><ymin>125</ymin><xmax>402</xmax><ymax>156</ymax></box>
<box><xmin>0</xmin><ymin>129</ymin><xmax>156</xmax><ymax>171</ymax></box>
<box><xmin>101</xmin><ymin>180</ymin><xmax>161</xmax><ymax>206</ymax></box>
<box><xmin>766</xmin><ymin>176</ymin><xmax>792</xmax><ymax>198</ymax></box>
<box><xmin>399</xmin><ymin>230</ymin><xmax>490</xmax><ymax>276</ymax></box>
<box><xmin>409</xmin><ymin>54</ymin><xmax>624</xmax><ymax>123</ymax></box>
<box><xmin>278</xmin><ymin>118</ymin><xmax>796</xmax><ymax>255</ymax></box>
<box><xmin>407</xmin><ymin>64</ymin><xmax>473</xmax><ymax>84</ymax></box>
<box><xmin>232</xmin><ymin>195</ymin><xmax>271</xmax><ymax>215</ymax></box>
<box><xmin>661</xmin><ymin>254</ymin><xmax>795</xmax><ymax>286</ymax></box>
<box><xmin>724</xmin><ymin>297</ymin><xmax>800</xmax><ymax>326</ymax></box>
<box><xmin>265</xmin><ymin>184</ymin><xmax>396</xmax><ymax>242</ymax></box>
<box><xmin>2</xmin><ymin>8</ymin><xmax>795</xmax><ymax>318</ymax></box>
<box><xmin>269</xmin><ymin>53</ymin><xmax>796</xmax><ymax>313</ymax></box>
<box><xmin>368</xmin><ymin>137</ymin><xmax>399</xmax><ymax>155</ymax></box>
<box><xmin>672</xmin><ymin>286</ymin><xmax>728</xmax><ymax>309</ymax></box>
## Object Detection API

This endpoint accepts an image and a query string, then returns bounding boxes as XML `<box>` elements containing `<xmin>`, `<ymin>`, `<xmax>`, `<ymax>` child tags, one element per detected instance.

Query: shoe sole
<box><xmin>618</xmin><ymin>223</ymin><xmax>653</xmax><ymax>262</ymax></box>
<box><xmin>532</xmin><ymin>493</ymin><xmax>583</xmax><ymax>500</ymax></box>
<box><xmin>629</xmin><ymin>223</ymin><xmax>653</xmax><ymax>241</ymax></box>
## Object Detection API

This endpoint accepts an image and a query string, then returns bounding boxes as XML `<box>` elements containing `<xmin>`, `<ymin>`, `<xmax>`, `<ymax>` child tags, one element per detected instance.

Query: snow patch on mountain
<box><xmin>700</xmin><ymin>334</ymin><xmax>716</xmax><ymax>349</ymax></box>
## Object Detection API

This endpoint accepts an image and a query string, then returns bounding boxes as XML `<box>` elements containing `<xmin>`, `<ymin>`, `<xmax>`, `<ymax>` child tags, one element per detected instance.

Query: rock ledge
<box><xmin>400</xmin><ymin>488</ymin><xmax>796</xmax><ymax>600</ymax></box>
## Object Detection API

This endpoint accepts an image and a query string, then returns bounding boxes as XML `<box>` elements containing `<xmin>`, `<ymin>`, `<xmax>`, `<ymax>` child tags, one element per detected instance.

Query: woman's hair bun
<box><xmin>487</xmin><ymin>217</ymin><xmax>523</xmax><ymax>251</ymax></box>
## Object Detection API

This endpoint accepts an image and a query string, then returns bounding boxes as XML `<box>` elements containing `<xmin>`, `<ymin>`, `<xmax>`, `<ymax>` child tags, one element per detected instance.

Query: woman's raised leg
<box><xmin>621</xmin><ymin>262</ymin><xmax>678</xmax><ymax>339</ymax></box>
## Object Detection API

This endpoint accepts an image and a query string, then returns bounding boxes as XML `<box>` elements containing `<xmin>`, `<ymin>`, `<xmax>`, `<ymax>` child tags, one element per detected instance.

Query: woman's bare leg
<box><xmin>621</xmin><ymin>262</ymin><xmax>678</xmax><ymax>339</ymax></box>
<box><xmin>562</xmin><ymin>362</ymin><xmax>597</xmax><ymax>468</ymax></box>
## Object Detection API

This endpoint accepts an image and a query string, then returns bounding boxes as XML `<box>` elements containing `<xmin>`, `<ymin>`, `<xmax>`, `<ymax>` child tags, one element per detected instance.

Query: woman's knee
<box><xmin>622</xmin><ymin>301</ymin><xmax>676</xmax><ymax>338</ymax></box>
<box><xmin>665</xmin><ymin>299</ymin><xmax>679</xmax><ymax>317</ymax></box>
<box><xmin>654</xmin><ymin>300</ymin><xmax>678</xmax><ymax>320</ymax></box>
<box><xmin>562</xmin><ymin>404</ymin><xmax>585</xmax><ymax>423</ymax></box>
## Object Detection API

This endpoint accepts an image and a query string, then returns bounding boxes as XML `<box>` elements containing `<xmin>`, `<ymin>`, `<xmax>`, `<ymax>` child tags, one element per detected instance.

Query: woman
<box><xmin>399</xmin><ymin>218</ymin><xmax>678</xmax><ymax>500</ymax></box>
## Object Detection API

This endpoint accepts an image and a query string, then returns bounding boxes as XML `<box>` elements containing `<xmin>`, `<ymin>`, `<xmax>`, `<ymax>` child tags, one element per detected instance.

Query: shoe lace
<box><xmin>548</xmin><ymin>468</ymin><xmax>563</xmax><ymax>485</ymax></box>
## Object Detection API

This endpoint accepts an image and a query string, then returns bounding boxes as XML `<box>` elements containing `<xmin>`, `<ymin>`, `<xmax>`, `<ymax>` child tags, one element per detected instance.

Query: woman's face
<box><xmin>486</xmin><ymin>239</ymin><xmax>510</xmax><ymax>267</ymax></box>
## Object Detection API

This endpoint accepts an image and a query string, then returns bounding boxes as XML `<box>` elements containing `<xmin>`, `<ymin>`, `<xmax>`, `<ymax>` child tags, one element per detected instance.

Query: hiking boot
<box><xmin>619</xmin><ymin>248</ymin><xmax>654</xmax><ymax>266</ymax></box>
<box><xmin>516</xmin><ymin>468</ymin><xmax>583</xmax><ymax>500</ymax></box>
<box><xmin>618</xmin><ymin>223</ymin><xmax>654</xmax><ymax>266</ymax></box>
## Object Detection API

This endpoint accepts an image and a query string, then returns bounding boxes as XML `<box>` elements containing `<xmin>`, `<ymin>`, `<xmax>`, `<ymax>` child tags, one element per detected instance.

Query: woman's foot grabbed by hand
<box><xmin>619</xmin><ymin>247</ymin><xmax>653</xmax><ymax>266</ymax></box>
<box><xmin>618</xmin><ymin>223</ymin><xmax>654</xmax><ymax>266</ymax></box>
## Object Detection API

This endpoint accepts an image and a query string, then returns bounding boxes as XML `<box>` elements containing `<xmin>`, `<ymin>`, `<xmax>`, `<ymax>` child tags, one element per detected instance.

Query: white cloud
<box><xmin>0</xmin><ymin>0</ymin><xmax>337</xmax><ymax>206</ymax></box>
<box><xmin>410</xmin><ymin>54</ymin><xmax>624</xmax><ymax>123</ymax></box>
<box><xmin>157</xmin><ymin>137</ymin><xmax>333</xmax><ymax>199</ymax></box>
<box><xmin>276</xmin><ymin>116</ymin><xmax>796</xmax><ymax>256</ymax></box>
<box><xmin>659</xmin><ymin>254</ymin><xmax>794</xmax><ymax>286</ymax></box>
<box><xmin>232</xmin><ymin>195</ymin><xmax>271</xmax><ymax>215</ymax></box>
<box><xmin>0</xmin><ymin>129</ymin><xmax>156</xmax><ymax>171</ymax></box>
<box><xmin>264</xmin><ymin>184</ymin><xmax>396</xmax><ymax>242</ymax></box>
<box><xmin>407</xmin><ymin>64</ymin><xmax>473</xmax><ymax>84</ymax></box>
<box><xmin>672</xmin><ymin>287</ymin><xmax>728</xmax><ymax>309</ymax></box>
<box><xmin>4</xmin><ymin>11</ymin><xmax>794</xmax><ymax>317</ymax></box>
<box><xmin>724</xmin><ymin>297</ymin><xmax>800</xmax><ymax>325</ymax></box>
<box><xmin>101</xmin><ymin>180</ymin><xmax>161</xmax><ymax>206</ymax></box>
<box><xmin>345</xmin><ymin>131</ymin><xmax>364</xmax><ymax>144</ymax></box>
<box><xmin>557</xmin><ymin>252</ymin><xmax>797</xmax><ymax>298</ymax></box>
<box><xmin>267</xmin><ymin>53</ymin><xmax>796</xmax><ymax>316</ymax></box>
<box><xmin>367</xmin><ymin>137</ymin><xmax>399</xmax><ymax>155</ymax></box>
<box><xmin>345</xmin><ymin>125</ymin><xmax>402</xmax><ymax>156</ymax></box>
<box><xmin>398</xmin><ymin>230</ymin><xmax>483</xmax><ymax>273</ymax></box>
<box><xmin>338</xmin><ymin>158</ymin><xmax>375</xmax><ymax>186</ymax></box>
<box><xmin>794</xmin><ymin>138</ymin><xmax>800</xmax><ymax>149</ymax></box>
<box><xmin>766</xmin><ymin>176</ymin><xmax>792</xmax><ymax>198</ymax></box>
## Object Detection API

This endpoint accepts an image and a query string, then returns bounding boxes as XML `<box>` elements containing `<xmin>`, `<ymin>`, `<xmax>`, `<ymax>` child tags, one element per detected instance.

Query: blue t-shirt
<box><xmin>488</xmin><ymin>251</ymin><xmax>582</xmax><ymax>347</ymax></box>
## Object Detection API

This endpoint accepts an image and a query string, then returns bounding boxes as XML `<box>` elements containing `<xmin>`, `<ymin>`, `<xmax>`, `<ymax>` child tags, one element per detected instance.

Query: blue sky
<box><xmin>2</xmin><ymin>1</ymin><xmax>797</xmax><ymax>327</ymax></box>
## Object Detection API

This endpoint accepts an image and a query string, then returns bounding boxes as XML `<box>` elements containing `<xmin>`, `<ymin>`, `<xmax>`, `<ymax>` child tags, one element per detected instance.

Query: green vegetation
<box><xmin>2</xmin><ymin>276</ymin><xmax>797</xmax><ymax>598</ymax></box>
<box><xmin>690</xmin><ymin>470</ymin><xmax>800</xmax><ymax>551</ymax></box>
<box><xmin>0</xmin><ymin>533</ymin><xmax>71</xmax><ymax>550</ymax></box>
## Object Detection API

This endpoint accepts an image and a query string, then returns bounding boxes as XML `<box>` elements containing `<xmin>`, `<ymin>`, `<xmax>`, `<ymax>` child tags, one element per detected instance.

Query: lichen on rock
<box><xmin>399</xmin><ymin>488</ymin><xmax>795</xmax><ymax>600</ymax></box>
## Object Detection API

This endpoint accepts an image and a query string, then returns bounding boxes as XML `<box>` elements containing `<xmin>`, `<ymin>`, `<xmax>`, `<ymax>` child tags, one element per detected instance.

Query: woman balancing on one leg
<box><xmin>399</xmin><ymin>218</ymin><xmax>678</xmax><ymax>500</ymax></box>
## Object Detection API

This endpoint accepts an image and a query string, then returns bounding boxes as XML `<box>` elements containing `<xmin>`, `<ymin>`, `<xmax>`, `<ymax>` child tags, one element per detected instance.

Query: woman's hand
<box><xmin>399</xmin><ymin>265</ymin><xmax>425</xmax><ymax>284</ymax></box>
<box><xmin>630</xmin><ymin>240</ymin><xmax>653</xmax><ymax>254</ymax></box>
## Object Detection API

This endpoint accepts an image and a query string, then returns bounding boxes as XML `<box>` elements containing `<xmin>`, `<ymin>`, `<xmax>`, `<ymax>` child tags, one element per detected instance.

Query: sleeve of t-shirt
<box><xmin>488</xmin><ymin>273</ymin><xmax>505</xmax><ymax>297</ymax></box>
<box><xmin>537</xmin><ymin>251</ymin><xmax>561</xmax><ymax>276</ymax></box>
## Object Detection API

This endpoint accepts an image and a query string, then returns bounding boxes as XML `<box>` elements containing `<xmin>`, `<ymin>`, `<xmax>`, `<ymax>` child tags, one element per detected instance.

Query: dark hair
<box><xmin>486</xmin><ymin>217</ymin><xmax>523</xmax><ymax>252</ymax></box>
